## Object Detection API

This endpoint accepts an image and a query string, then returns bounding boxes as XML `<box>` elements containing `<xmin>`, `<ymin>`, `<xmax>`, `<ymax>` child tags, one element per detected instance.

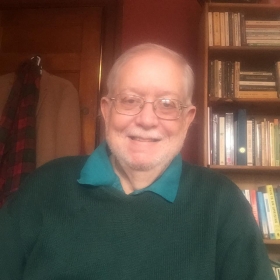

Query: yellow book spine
<box><xmin>266</xmin><ymin>185</ymin><xmax>280</xmax><ymax>239</ymax></box>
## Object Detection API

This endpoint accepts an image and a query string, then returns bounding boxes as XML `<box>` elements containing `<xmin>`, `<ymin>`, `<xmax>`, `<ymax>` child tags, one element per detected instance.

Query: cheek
<box><xmin>163</xmin><ymin>121</ymin><xmax>188</xmax><ymax>138</ymax></box>
<box><xmin>107</xmin><ymin>113</ymin><xmax>134</xmax><ymax>133</ymax></box>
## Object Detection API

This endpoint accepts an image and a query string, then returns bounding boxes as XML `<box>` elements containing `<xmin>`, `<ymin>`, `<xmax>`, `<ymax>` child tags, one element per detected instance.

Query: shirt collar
<box><xmin>77</xmin><ymin>141</ymin><xmax>182</xmax><ymax>202</ymax></box>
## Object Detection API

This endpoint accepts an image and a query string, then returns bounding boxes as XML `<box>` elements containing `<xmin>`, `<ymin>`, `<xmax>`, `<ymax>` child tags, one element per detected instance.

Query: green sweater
<box><xmin>0</xmin><ymin>156</ymin><xmax>275</xmax><ymax>280</ymax></box>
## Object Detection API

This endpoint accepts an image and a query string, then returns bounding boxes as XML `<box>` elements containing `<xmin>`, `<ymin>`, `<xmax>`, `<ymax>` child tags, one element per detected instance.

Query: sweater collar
<box><xmin>78</xmin><ymin>141</ymin><xmax>182</xmax><ymax>202</ymax></box>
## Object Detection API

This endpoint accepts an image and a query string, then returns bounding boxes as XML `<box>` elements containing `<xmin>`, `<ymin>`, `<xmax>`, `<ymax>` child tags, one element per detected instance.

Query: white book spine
<box><xmin>219</xmin><ymin>116</ymin><xmax>225</xmax><ymax>165</ymax></box>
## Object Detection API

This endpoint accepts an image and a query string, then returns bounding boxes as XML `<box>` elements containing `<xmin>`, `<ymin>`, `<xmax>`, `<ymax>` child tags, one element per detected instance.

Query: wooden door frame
<box><xmin>0</xmin><ymin>0</ymin><xmax>123</xmax><ymax>148</ymax></box>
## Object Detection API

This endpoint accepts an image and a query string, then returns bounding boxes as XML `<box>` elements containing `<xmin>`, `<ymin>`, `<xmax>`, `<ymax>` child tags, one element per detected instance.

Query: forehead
<box><xmin>116</xmin><ymin>52</ymin><xmax>185</xmax><ymax>97</ymax></box>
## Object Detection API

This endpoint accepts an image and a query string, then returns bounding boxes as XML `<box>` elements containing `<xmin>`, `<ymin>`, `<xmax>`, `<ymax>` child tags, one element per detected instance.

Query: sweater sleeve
<box><xmin>215</xmin><ymin>183</ymin><xmax>275</xmax><ymax>280</ymax></box>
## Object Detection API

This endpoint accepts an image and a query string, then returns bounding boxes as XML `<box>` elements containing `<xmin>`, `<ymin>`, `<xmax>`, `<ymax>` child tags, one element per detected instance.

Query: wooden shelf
<box><xmin>209</xmin><ymin>165</ymin><xmax>280</xmax><ymax>172</ymax></box>
<box><xmin>264</xmin><ymin>239</ymin><xmax>280</xmax><ymax>245</ymax></box>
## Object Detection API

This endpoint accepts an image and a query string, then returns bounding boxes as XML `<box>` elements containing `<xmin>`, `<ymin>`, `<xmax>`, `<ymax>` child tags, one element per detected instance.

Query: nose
<box><xmin>134</xmin><ymin>101</ymin><xmax>159</xmax><ymax>128</ymax></box>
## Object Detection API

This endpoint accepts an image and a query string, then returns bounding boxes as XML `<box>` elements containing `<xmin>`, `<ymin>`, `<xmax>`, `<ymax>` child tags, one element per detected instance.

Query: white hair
<box><xmin>106</xmin><ymin>43</ymin><xmax>194</xmax><ymax>104</ymax></box>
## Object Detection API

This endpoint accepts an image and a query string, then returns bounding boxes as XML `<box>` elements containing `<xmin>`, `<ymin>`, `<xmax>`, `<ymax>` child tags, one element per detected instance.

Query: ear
<box><xmin>182</xmin><ymin>105</ymin><xmax>196</xmax><ymax>132</ymax></box>
<box><xmin>100</xmin><ymin>96</ymin><xmax>111</xmax><ymax>124</ymax></box>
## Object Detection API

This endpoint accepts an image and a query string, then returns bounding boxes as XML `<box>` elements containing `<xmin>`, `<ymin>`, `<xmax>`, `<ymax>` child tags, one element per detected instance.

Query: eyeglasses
<box><xmin>110</xmin><ymin>93</ymin><xmax>189</xmax><ymax>120</ymax></box>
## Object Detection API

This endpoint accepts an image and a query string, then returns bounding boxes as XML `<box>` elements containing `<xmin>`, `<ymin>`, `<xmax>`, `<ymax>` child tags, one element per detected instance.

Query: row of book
<box><xmin>208</xmin><ymin>108</ymin><xmax>280</xmax><ymax>166</ymax></box>
<box><xmin>271</xmin><ymin>259</ymin><xmax>280</xmax><ymax>280</ymax></box>
<box><xmin>244</xmin><ymin>185</ymin><xmax>280</xmax><ymax>279</ymax></box>
<box><xmin>243</xmin><ymin>185</ymin><xmax>280</xmax><ymax>240</ymax></box>
<box><xmin>208</xmin><ymin>11</ymin><xmax>280</xmax><ymax>47</ymax></box>
<box><xmin>208</xmin><ymin>60</ymin><xmax>280</xmax><ymax>99</ymax></box>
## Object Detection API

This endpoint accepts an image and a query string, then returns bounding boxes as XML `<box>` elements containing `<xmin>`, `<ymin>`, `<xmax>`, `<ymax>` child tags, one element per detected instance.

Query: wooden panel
<box><xmin>1</xmin><ymin>26</ymin><xmax>83</xmax><ymax>53</ymax></box>
<box><xmin>79</xmin><ymin>8</ymin><xmax>102</xmax><ymax>154</ymax></box>
<box><xmin>0</xmin><ymin>6</ymin><xmax>103</xmax><ymax>154</ymax></box>
<box><xmin>0</xmin><ymin>53</ymin><xmax>81</xmax><ymax>75</ymax></box>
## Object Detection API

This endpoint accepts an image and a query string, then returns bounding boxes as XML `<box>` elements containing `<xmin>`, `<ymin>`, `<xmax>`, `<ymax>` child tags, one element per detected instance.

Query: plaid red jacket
<box><xmin>0</xmin><ymin>58</ymin><xmax>41</xmax><ymax>207</ymax></box>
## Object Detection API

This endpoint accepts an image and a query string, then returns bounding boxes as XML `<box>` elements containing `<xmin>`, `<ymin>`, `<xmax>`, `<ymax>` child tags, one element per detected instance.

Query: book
<box><xmin>257</xmin><ymin>191</ymin><xmax>269</xmax><ymax>239</ymax></box>
<box><xmin>276</xmin><ymin>61</ymin><xmax>280</xmax><ymax>98</ymax></box>
<box><xmin>236</xmin><ymin>109</ymin><xmax>247</xmax><ymax>165</ymax></box>
<box><xmin>255</xmin><ymin>122</ymin><xmax>262</xmax><ymax>166</ymax></box>
<box><xmin>236</xmin><ymin>91</ymin><xmax>278</xmax><ymax>99</ymax></box>
<box><xmin>220</xmin><ymin>12</ymin><xmax>225</xmax><ymax>46</ymax></box>
<box><xmin>245</xmin><ymin>20</ymin><xmax>280</xmax><ymax>26</ymax></box>
<box><xmin>263</xmin><ymin>191</ymin><xmax>276</xmax><ymax>239</ymax></box>
<box><xmin>224</xmin><ymin>12</ymin><xmax>229</xmax><ymax>46</ymax></box>
<box><xmin>212</xmin><ymin>113</ymin><xmax>219</xmax><ymax>165</ymax></box>
<box><xmin>247</xmin><ymin>119</ymin><xmax>253</xmax><ymax>166</ymax></box>
<box><xmin>265</xmin><ymin>185</ymin><xmax>280</xmax><ymax>239</ymax></box>
<box><xmin>234</xmin><ymin>61</ymin><xmax>240</xmax><ymax>97</ymax></box>
<box><xmin>239</xmin><ymin>73</ymin><xmax>275</xmax><ymax>82</ymax></box>
<box><xmin>270</xmin><ymin>121</ymin><xmax>275</xmax><ymax>166</ymax></box>
<box><xmin>239</xmin><ymin>81</ymin><xmax>276</xmax><ymax>86</ymax></box>
<box><xmin>219</xmin><ymin>115</ymin><xmax>225</xmax><ymax>165</ymax></box>
<box><xmin>225</xmin><ymin>112</ymin><xmax>234</xmax><ymax>165</ymax></box>
<box><xmin>213</xmin><ymin>12</ymin><xmax>221</xmax><ymax>46</ymax></box>
<box><xmin>250</xmin><ymin>189</ymin><xmax>259</xmax><ymax>226</ymax></box>
<box><xmin>208</xmin><ymin>12</ymin><xmax>213</xmax><ymax>46</ymax></box>
<box><xmin>239</xmin><ymin>85</ymin><xmax>277</xmax><ymax>91</ymax></box>
<box><xmin>243</xmin><ymin>189</ymin><xmax>251</xmax><ymax>203</ymax></box>
<box><xmin>275</xmin><ymin>119</ymin><xmax>280</xmax><ymax>166</ymax></box>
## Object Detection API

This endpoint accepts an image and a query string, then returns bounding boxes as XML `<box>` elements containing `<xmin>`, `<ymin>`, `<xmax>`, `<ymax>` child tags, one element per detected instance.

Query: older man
<box><xmin>0</xmin><ymin>43</ymin><xmax>275</xmax><ymax>280</ymax></box>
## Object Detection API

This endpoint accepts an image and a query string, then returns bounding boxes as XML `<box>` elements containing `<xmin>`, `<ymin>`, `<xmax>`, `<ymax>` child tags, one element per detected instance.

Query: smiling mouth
<box><xmin>129</xmin><ymin>136</ymin><xmax>160</xmax><ymax>142</ymax></box>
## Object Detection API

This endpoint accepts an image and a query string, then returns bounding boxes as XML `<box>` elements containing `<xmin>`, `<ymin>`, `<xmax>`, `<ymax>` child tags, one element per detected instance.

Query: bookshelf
<box><xmin>198</xmin><ymin>2</ymin><xmax>280</xmax><ymax>260</ymax></box>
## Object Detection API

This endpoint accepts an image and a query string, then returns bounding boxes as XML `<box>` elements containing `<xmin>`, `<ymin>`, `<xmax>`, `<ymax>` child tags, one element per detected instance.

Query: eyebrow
<box><xmin>120</xmin><ymin>88</ymin><xmax>181</xmax><ymax>98</ymax></box>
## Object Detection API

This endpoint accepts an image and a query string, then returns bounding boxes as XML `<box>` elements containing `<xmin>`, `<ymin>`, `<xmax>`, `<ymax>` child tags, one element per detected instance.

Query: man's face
<box><xmin>101</xmin><ymin>51</ymin><xmax>196</xmax><ymax>171</ymax></box>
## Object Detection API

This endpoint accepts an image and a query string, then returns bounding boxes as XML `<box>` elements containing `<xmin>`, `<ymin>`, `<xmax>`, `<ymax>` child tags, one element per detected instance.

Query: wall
<box><xmin>121</xmin><ymin>0</ymin><xmax>203</xmax><ymax>163</ymax></box>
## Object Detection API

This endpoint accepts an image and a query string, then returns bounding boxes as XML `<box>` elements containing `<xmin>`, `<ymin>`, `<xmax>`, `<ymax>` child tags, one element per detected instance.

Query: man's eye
<box><xmin>160</xmin><ymin>99</ymin><xmax>176</xmax><ymax>109</ymax></box>
<box><xmin>121</xmin><ymin>97</ymin><xmax>137</xmax><ymax>104</ymax></box>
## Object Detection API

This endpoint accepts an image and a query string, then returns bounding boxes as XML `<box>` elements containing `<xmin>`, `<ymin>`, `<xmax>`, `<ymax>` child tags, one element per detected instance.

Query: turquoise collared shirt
<box><xmin>77</xmin><ymin>141</ymin><xmax>182</xmax><ymax>202</ymax></box>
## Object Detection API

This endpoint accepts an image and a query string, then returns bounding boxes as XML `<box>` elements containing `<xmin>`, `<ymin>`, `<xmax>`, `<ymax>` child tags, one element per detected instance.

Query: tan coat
<box><xmin>0</xmin><ymin>70</ymin><xmax>81</xmax><ymax>167</ymax></box>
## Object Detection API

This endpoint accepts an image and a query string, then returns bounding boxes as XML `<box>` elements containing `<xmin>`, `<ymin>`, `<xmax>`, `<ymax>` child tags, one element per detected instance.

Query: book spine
<box><xmin>250</xmin><ymin>189</ymin><xmax>259</xmax><ymax>226</ymax></box>
<box><xmin>234</xmin><ymin>61</ymin><xmax>240</xmax><ymax>97</ymax></box>
<box><xmin>266</xmin><ymin>185</ymin><xmax>280</xmax><ymax>239</ymax></box>
<box><xmin>263</xmin><ymin>192</ymin><xmax>276</xmax><ymax>239</ymax></box>
<box><xmin>236</xmin><ymin>91</ymin><xmax>278</xmax><ymax>99</ymax></box>
<box><xmin>225</xmin><ymin>112</ymin><xmax>234</xmax><ymax>165</ymax></box>
<box><xmin>220</xmin><ymin>12</ymin><xmax>225</xmax><ymax>46</ymax></box>
<box><xmin>239</xmin><ymin>81</ymin><xmax>276</xmax><ymax>86</ymax></box>
<box><xmin>208</xmin><ymin>60</ymin><xmax>215</xmax><ymax>97</ymax></box>
<box><xmin>213</xmin><ymin>12</ymin><xmax>221</xmax><ymax>46</ymax></box>
<box><xmin>208</xmin><ymin>12</ymin><xmax>213</xmax><ymax>47</ymax></box>
<box><xmin>240</xmin><ymin>13</ymin><xmax>246</xmax><ymax>46</ymax></box>
<box><xmin>219</xmin><ymin>116</ymin><xmax>225</xmax><ymax>165</ymax></box>
<box><xmin>247</xmin><ymin>119</ymin><xmax>253</xmax><ymax>166</ymax></box>
<box><xmin>270</xmin><ymin>122</ymin><xmax>275</xmax><ymax>166</ymax></box>
<box><xmin>246</xmin><ymin>20</ymin><xmax>280</xmax><ymax>25</ymax></box>
<box><xmin>276</xmin><ymin>61</ymin><xmax>280</xmax><ymax>98</ymax></box>
<box><xmin>239</xmin><ymin>74</ymin><xmax>275</xmax><ymax>81</ymax></box>
<box><xmin>255</xmin><ymin>122</ymin><xmax>262</xmax><ymax>166</ymax></box>
<box><xmin>239</xmin><ymin>85</ymin><xmax>276</xmax><ymax>91</ymax></box>
<box><xmin>257</xmin><ymin>191</ymin><xmax>269</xmax><ymax>239</ymax></box>
<box><xmin>224</xmin><ymin>12</ymin><xmax>229</xmax><ymax>46</ymax></box>
<box><xmin>236</xmin><ymin>109</ymin><xmax>247</xmax><ymax>165</ymax></box>
<box><xmin>212</xmin><ymin>113</ymin><xmax>219</xmax><ymax>165</ymax></box>
<box><xmin>275</xmin><ymin>119</ymin><xmax>279</xmax><ymax>166</ymax></box>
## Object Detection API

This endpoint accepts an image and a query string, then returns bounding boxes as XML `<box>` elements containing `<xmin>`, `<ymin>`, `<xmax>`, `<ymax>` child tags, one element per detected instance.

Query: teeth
<box><xmin>130</xmin><ymin>136</ymin><xmax>158</xmax><ymax>142</ymax></box>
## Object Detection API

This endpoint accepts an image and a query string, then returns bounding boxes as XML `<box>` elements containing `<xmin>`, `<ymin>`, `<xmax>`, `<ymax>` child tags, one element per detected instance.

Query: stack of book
<box><xmin>237</xmin><ymin>70</ymin><xmax>278</xmax><ymax>99</ymax></box>
<box><xmin>209</xmin><ymin>108</ymin><xmax>280</xmax><ymax>166</ymax></box>
<box><xmin>245</xmin><ymin>20</ymin><xmax>280</xmax><ymax>46</ymax></box>
<box><xmin>208</xmin><ymin>59</ymin><xmax>280</xmax><ymax>99</ymax></box>
<box><xmin>271</xmin><ymin>259</ymin><xmax>280</xmax><ymax>280</ymax></box>
<box><xmin>243</xmin><ymin>185</ymin><xmax>280</xmax><ymax>241</ymax></box>
<box><xmin>208</xmin><ymin>12</ymin><xmax>245</xmax><ymax>46</ymax></box>
<box><xmin>244</xmin><ymin>185</ymin><xmax>280</xmax><ymax>279</ymax></box>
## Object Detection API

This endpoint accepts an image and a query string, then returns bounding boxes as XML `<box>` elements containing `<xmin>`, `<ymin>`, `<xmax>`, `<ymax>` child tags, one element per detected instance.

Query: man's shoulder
<box><xmin>181</xmin><ymin>161</ymin><xmax>240</xmax><ymax>194</ymax></box>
